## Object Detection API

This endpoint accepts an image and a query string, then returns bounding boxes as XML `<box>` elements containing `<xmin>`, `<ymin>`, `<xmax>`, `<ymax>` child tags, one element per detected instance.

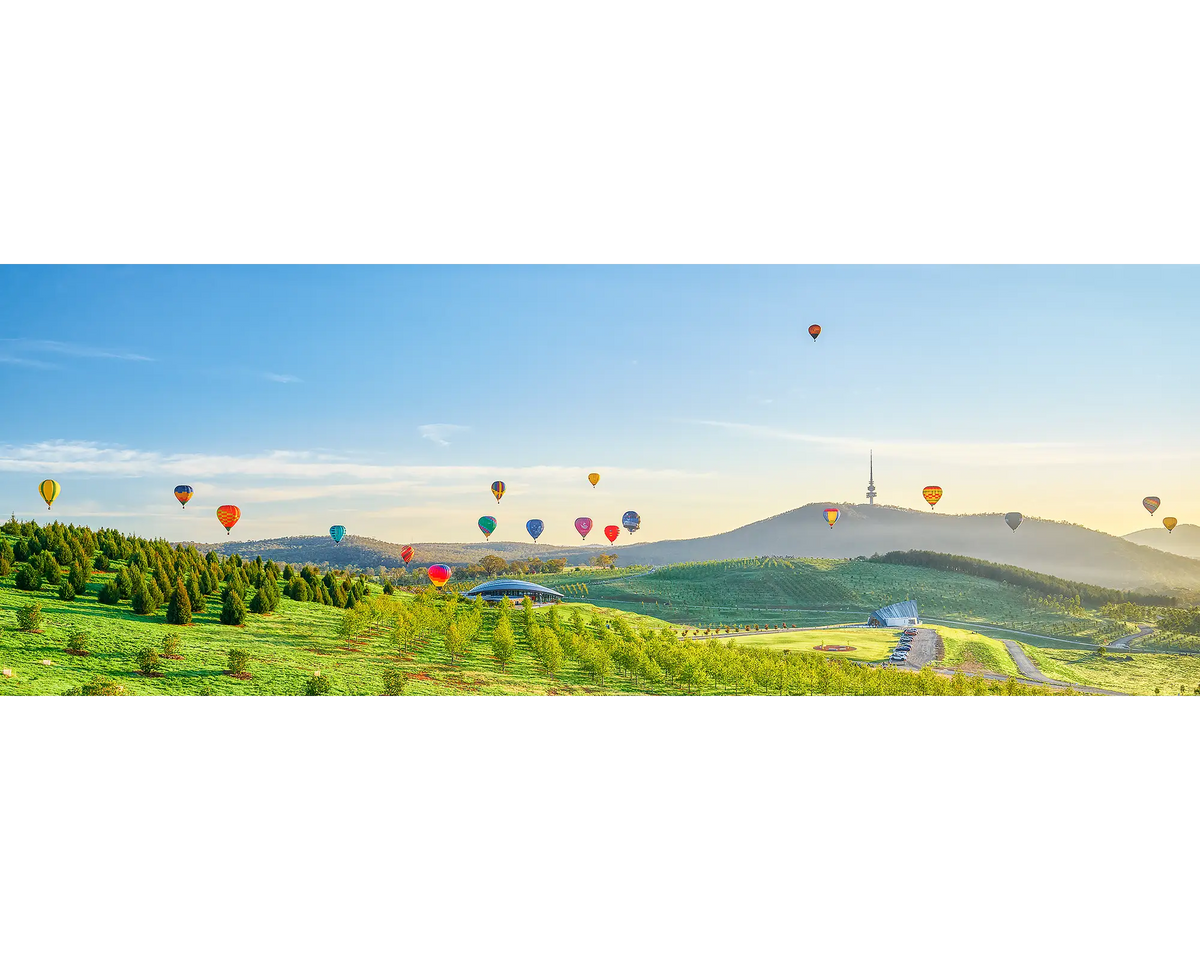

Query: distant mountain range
<box><xmin>1123</xmin><ymin>523</ymin><xmax>1200</xmax><ymax>560</ymax></box>
<box><xmin>189</xmin><ymin>504</ymin><xmax>1200</xmax><ymax>595</ymax></box>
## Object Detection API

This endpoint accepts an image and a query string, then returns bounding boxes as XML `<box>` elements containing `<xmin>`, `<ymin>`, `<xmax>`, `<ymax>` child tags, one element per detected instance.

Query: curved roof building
<box><xmin>462</xmin><ymin>579</ymin><xmax>565</xmax><ymax>602</ymax></box>
<box><xmin>867</xmin><ymin>600</ymin><xmax>919</xmax><ymax>627</ymax></box>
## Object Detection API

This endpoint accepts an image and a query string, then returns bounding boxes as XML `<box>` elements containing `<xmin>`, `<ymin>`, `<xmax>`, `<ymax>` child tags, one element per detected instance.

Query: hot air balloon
<box><xmin>174</xmin><ymin>485</ymin><xmax>194</xmax><ymax>509</ymax></box>
<box><xmin>479</xmin><ymin>515</ymin><xmax>497</xmax><ymax>540</ymax></box>
<box><xmin>427</xmin><ymin>564</ymin><xmax>452</xmax><ymax>587</ymax></box>
<box><xmin>400</xmin><ymin>545</ymin><xmax>415</xmax><ymax>564</ymax></box>
<box><xmin>329</xmin><ymin>525</ymin><xmax>346</xmax><ymax>544</ymax></box>
<box><xmin>575</xmin><ymin>517</ymin><xmax>594</xmax><ymax>540</ymax></box>
<box><xmin>491</xmin><ymin>481</ymin><xmax>506</xmax><ymax>503</ymax></box>
<box><xmin>822</xmin><ymin>507</ymin><xmax>839</xmax><ymax>529</ymax></box>
<box><xmin>604</xmin><ymin>524</ymin><xmax>620</xmax><ymax>544</ymax></box>
<box><xmin>1143</xmin><ymin>497</ymin><xmax>1161</xmax><ymax>516</ymax></box>
<box><xmin>588</xmin><ymin>473</ymin><xmax>600</xmax><ymax>488</ymax></box>
<box><xmin>526</xmin><ymin>519</ymin><xmax>544</xmax><ymax>542</ymax></box>
<box><xmin>808</xmin><ymin>324</ymin><xmax>822</xmax><ymax>342</ymax></box>
<box><xmin>922</xmin><ymin>486</ymin><xmax>943</xmax><ymax>510</ymax></box>
<box><xmin>622</xmin><ymin>510</ymin><xmax>641</xmax><ymax>534</ymax></box>
<box><xmin>1164</xmin><ymin>517</ymin><xmax>1178</xmax><ymax>533</ymax></box>
<box><xmin>217</xmin><ymin>504</ymin><xmax>241</xmax><ymax>535</ymax></box>
<box><xmin>1004</xmin><ymin>512</ymin><xmax>1023</xmax><ymax>532</ymax></box>
<box><xmin>39</xmin><ymin>479</ymin><xmax>60</xmax><ymax>510</ymax></box>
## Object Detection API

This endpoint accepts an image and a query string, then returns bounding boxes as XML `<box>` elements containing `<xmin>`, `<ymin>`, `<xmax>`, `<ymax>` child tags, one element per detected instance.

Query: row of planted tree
<box><xmin>334</xmin><ymin>591</ymin><xmax>1069</xmax><ymax>696</ymax></box>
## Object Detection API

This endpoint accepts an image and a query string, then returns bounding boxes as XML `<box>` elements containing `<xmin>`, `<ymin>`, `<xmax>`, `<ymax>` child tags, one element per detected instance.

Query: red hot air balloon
<box><xmin>922</xmin><ymin>486</ymin><xmax>943</xmax><ymax>510</ymax></box>
<box><xmin>216</xmin><ymin>504</ymin><xmax>241</xmax><ymax>535</ymax></box>
<box><xmin>427</xmin><ymin>564</ymin><xmax>451</xmax><ymax>587</ymax></box>
<box><xmin>808</xmin><ymin>324</ymin><xmax>822</xmax><ymax>341</ymax></box>
<box><xmin>575</xmin><ymin>517</ymin><xmax>594</xmax><ymax>540</ymax></box>
<box><xmin>400</xmin><ymin>545</ymin><xmax>415</xmax><ymax>564</ymax></box>
<box><xmin>604</xmin><ymin>524</ymin><xmax>619</xmax><ymax>544</ymax></box>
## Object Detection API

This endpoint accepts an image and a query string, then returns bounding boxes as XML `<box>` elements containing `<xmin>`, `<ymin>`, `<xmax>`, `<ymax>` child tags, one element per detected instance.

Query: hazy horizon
<box><xmin>2</xmin><ymin>265</ymin><xmax>1196</xmax><ymax>545</ymax></box>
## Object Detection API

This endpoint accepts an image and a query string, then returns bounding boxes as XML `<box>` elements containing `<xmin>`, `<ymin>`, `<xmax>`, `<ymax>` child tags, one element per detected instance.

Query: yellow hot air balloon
<box><xmin>1163</xmin><ymin>517</ymin><xmax>1178</xmax><ymax>533</ymax></box>
<box><xmin>39</xmin><ymin>479</ymin><xmax>60</xmax><ymax>510</ymax></box>
<box><xmin>588</xmin><ymin>472</ymin><xmax>600</xmax><ymax>488</ymax></box>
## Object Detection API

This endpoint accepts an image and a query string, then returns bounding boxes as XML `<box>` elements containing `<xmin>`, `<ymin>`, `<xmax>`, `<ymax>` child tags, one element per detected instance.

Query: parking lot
<box><xmin>885</xmin><ymin>627</ymin><xmax>941</xmax><ymax>669</ymax></box>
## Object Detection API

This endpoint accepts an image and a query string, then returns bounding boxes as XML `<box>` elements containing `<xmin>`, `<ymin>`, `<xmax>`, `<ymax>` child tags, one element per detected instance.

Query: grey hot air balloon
<box><xmin>1004</xmin><ymin>512</ymin><xmax>1023</xmax><ymax>532</ymax></box>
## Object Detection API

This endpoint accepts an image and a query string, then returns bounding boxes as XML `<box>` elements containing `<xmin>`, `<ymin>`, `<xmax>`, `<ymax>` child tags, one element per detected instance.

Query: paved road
<box><xmin>1109</xmin><ymin>625</ymin><xmax>1154</xmax><ymax>652</ymax></box>
<box><xmin>1001</xmin><ymin>639</ymin><xmax>1052</xmax><ymax>683</ymax></box>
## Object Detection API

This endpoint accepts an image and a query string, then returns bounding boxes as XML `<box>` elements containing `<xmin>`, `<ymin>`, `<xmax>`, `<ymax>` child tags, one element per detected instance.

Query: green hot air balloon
<box><xmin>478</xmin><ymin>516</ymin><xmax>497</xmax><ymax>540</ymax></box>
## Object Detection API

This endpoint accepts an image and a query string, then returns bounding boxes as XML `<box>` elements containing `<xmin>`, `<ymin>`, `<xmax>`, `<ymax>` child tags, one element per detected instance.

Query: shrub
<box><xmin>98</xmin><ymin>581</ymin><xmax>122</xmax><ymax>605</ymax></box>
<box><xmin>162</xmin><ymin>633</ymin><xmax>182</xmax><ymax>658</ymax></box>
<box><xmin>94</xmin><ymin>552</ymin><xmax>111</xmax><ymax>572</ymax></box>
<box><xmin>65</xmin><ymin>629</ymin><xmax>89</xmax><ymax>654</ymax></box>
<box><xmin>382</xmin><ymin>669</ymin><xmax>406</xmax><ymax>696</ymax></box>
<box><xmin>14</xmin><ymin>563</ymin><xmax>43</xmax><ymax>592</ymax></box>
<box><xmin>304</xmin><ymin>672</ymin><xmax>332</xmax><ymax>696</ymax></box>
<box><xmin>221</xmin><ymin>588</ymin><xmax>247</xmax><ymax>626</ymax></box>
<box><xmin>57</xmin><ymin>581</ymin><xmax>76</xmax><ymax>601</ymax></box>
<box><xmin>227</xmin><ymin>648</ymin><xmax>250</xmax><ymax>675</ymax></box>
<box><xmin>136</xmin><ymin>647</ymin><xmax>160</xmax><ymax>676</ymax></box>
<box><xmin>63</xmin><ymin>676</ymin><xmax>126</xmax><ymax>696</ymax></box>
<box><xmin>166</xmin><ymin>578</ymin><xmax>193</xmax><ymax>625</ymax></box>
<box><xmin>16</xmin><ymin>603</ymin><xmax>44</xmax><ymax>631</ymax></box>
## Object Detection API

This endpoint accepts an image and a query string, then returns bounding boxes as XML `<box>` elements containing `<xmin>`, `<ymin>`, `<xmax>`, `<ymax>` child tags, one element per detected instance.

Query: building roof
<box><xmin>463</xmin><ymin>579</ymin><xmax>565</xmax><ymax>598</ymax></box>
<box><xmin>870</xmin><ymin>600</ymin><xmax>919</xmax><ymax>621</ymax></box>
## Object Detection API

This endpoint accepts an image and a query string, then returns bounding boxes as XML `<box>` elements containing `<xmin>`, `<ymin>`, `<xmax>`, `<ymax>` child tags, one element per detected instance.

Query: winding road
<box><xmin>1108</xmin><ymin>625</ymin><xmax>1154</xmax><ymax>652</ymax></box>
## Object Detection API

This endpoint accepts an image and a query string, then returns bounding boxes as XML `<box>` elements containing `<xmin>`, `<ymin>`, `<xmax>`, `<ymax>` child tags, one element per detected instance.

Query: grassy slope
<box><xmin>0</xmin><ymin>560</ymin><xmax>694</xmax><ymax>696</ymax></box>
<box><xmin>583</xmin><ymin>557</ymin><xmax>1113</xmax><ymax>638</ymax></box>
<box><xmin>931</xmin><ymin>626</ymin><xmax>1019</xmax><ymax>677</ymax></box>
<box><xmin>726</xmin><ymin>627</ymin><xmax>897</xmax><ymax>663</ymax></box>
<box><xmin>1020</xmin><ymin>644</ymin><xmax>1200</xmax><ymax>696</ymax></box>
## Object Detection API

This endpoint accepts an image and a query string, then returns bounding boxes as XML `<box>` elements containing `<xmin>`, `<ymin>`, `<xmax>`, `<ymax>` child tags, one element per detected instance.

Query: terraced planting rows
<box><xmin>584</xmin><ymin>558</ymin><xmax>1116</xmax><ymax>637</ymax></box>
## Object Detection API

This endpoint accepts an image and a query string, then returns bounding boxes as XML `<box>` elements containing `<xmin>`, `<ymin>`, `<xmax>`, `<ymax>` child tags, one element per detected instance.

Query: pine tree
<box><xmin>220</xmin><ymin>587</ymin><xmax>247</xmax><ymax>626</ymax></box>
<box><xmin>167</xmin><ymin>577</ymin><xmax>193</xmax><ymax>625</ymax></box>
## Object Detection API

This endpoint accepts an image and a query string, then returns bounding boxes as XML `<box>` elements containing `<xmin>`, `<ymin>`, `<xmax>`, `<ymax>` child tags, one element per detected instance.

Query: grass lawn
<box><xmin>1020</xmin><ymin>644</ymin><xmax>1200</xmax><ymax>696</ymax></box>
<box><xmin>730</xmin><ymin>627</ymin><xmax>897</xmax><ymax>663</ymax></box>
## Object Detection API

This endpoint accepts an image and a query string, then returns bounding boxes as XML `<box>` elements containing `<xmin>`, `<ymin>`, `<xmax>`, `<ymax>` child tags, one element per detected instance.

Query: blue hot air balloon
<box><xmin>622</xmin><ymin>510</ymin><xmax>641</xmax><ymax>535</ymax></box>
<box><xmin>329</xmin><ymin>525</ymin><xmax>346</xmax><ymax>544</ymax></box>
<box><xmin>526</xmin><ymin>519</ymin><xmax>544</xmax><ymax>542</ymax></box>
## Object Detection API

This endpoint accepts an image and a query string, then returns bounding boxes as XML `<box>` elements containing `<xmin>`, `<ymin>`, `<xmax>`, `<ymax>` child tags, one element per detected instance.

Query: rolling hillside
<box><xmin>187</xmin><ymin>504</ymin><xmax>1200</xmax><ymax>596</ymax></box>
<box><xmin>1123</xmin><ymin>523</ymin><xmax>1200</xmax><ymax>560</ymax></box>
<box><xmin>610</xmin><ymin>504</ymin><xmax>1200</xmax><ymax>594</ymax></box>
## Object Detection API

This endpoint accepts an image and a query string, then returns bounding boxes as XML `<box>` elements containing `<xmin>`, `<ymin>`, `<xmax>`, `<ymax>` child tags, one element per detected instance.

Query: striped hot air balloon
<box><xmin>922</xmin><ymin>486</ymin><xmax>943</xmax><ymax>510</ymax></box>
<box><xmin>400</xmin><ymin>545</ymin><xmax>415</xmax><ymax>565</ymax></box>
<box><xmin>479</xmin><ymin>516</ymin><xmax>497</xmax><ymax>540</ymax></box>
<box><xmin>39</xmin><ymin>479</ymin><xmax>60</xmax><ymax>510</ymax></box>
<box><xmin>1143</xmin><ymin>497</ymin><xmax>1161</xmax><ymax>516</ymax></box>
<box><xmin>329</xmin><ymin>525</ymin><xmax>346</xmax><ymax>544</ymax></box>
<box><xmin>217</xmin><ymin>504</ymin><xmax>241</xmax><ymax>535</ymax></box>
<box><xmin>491</xmin><ymin>481</ymin><xmax>505</xmax><ymax>503</ymax></box>
<box><xmin>174</xmin><ymin>485</ymin><xmax>194</xmax><ymax>508</ymax></box>
<box><xmin>428</xmin><ymin>564</ymin><xmax>452</xmax><ymax>587</ymax></box>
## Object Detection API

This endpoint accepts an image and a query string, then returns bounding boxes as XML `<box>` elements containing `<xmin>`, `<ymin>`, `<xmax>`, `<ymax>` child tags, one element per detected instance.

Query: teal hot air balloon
<box><xmin>526</xmin><ymin>519</ymin><xmax>544</xmax><ymax>542</ymax></box>
<box><xmin>329</xmin><ymin>525</ymin><xmax>346</xmax><ymax>544</ymax></box>
<box><xmin>479</xmin><ymin>516</ymin><xmax>497</xmax><ymax>540</ymax></box>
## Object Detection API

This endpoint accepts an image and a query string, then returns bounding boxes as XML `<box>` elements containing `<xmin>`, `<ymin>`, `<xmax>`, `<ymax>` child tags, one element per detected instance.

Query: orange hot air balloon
<box><xmin>400</xmin><ymin>545</ymin><xmax>415</xmax><ymax>565</ymax></box>
<box><xmin>922</xmin><ymin>486</ymin><xmax>943</xmax><ymax>510</ymax></box>
<box><xmin>823</xmin><ymin>507</ymin><xmax>839</xmax><ymax>529</ymax></box>
<box><xmin>1163</xmin><ymin>517</ymin><xmax>1178</xmax><ymax>533</ymax></box>
<box><xmin>216</xmin><ymin>504</ymin><xmax>241</xmax><ymax>536</ymax></box>
<box><xmin>604</xmin><ymin>524</ymin><xmax>620</xmax><ymax>544</ymax></box>
<box><xmin>808</xmin><ymin>324</ymin><xmax>822</xmax><ymax>342</ymax></box>
<box><xmin>427</xmin><ymin>564</ymin><xmax>452</xmax><ymax>587</ymax></box>
<box><xmin>588</xmin><ymin>473</ymin><xmax>600</xmax><ymax>488</ymax></box>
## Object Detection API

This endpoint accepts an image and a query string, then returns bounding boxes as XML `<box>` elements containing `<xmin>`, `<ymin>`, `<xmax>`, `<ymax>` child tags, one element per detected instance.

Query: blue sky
<box><xmin>1</xmin><ymin>265</ymin><xmax>1196</xmax><ymax>543</ymax></box>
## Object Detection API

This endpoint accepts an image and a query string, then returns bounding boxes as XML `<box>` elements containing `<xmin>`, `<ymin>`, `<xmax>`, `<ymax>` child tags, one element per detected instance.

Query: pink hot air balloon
<box><xmin>574</xmin><ymin>517</ymin><xmax>594</xmax><ymax>540</ymax></box>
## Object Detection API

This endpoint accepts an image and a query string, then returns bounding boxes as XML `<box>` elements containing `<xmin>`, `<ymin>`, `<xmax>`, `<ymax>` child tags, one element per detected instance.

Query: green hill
<box><xmin>582</xmin><ymin>556</ymin><xmax>1127</xmax><ymax>641</ymax></box>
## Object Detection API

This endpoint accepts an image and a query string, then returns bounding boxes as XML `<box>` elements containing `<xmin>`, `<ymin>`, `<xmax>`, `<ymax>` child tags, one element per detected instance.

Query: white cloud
<box><xmin>0</xmin><ymin>338</ymin><xmax>154</xmax><ymax>362</ymax></box>
<box><xmin>265</xmin><ymin>373</ymin><xmax>302</xmax><ymax>383</ymax></box>
<box><xmin>681</xmin><ymin>419</ymin><xmax>1189</xmax><ymax>466</ymax></box>
<box><xmin>419</xmin><ymin>423</ymin><xmax>468</xmax><ymax>446</ymax></box>
<box><xmin>0</xmin><ymin>354</ymin><xmax>58</xmax><ymax>369</ymax></box>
